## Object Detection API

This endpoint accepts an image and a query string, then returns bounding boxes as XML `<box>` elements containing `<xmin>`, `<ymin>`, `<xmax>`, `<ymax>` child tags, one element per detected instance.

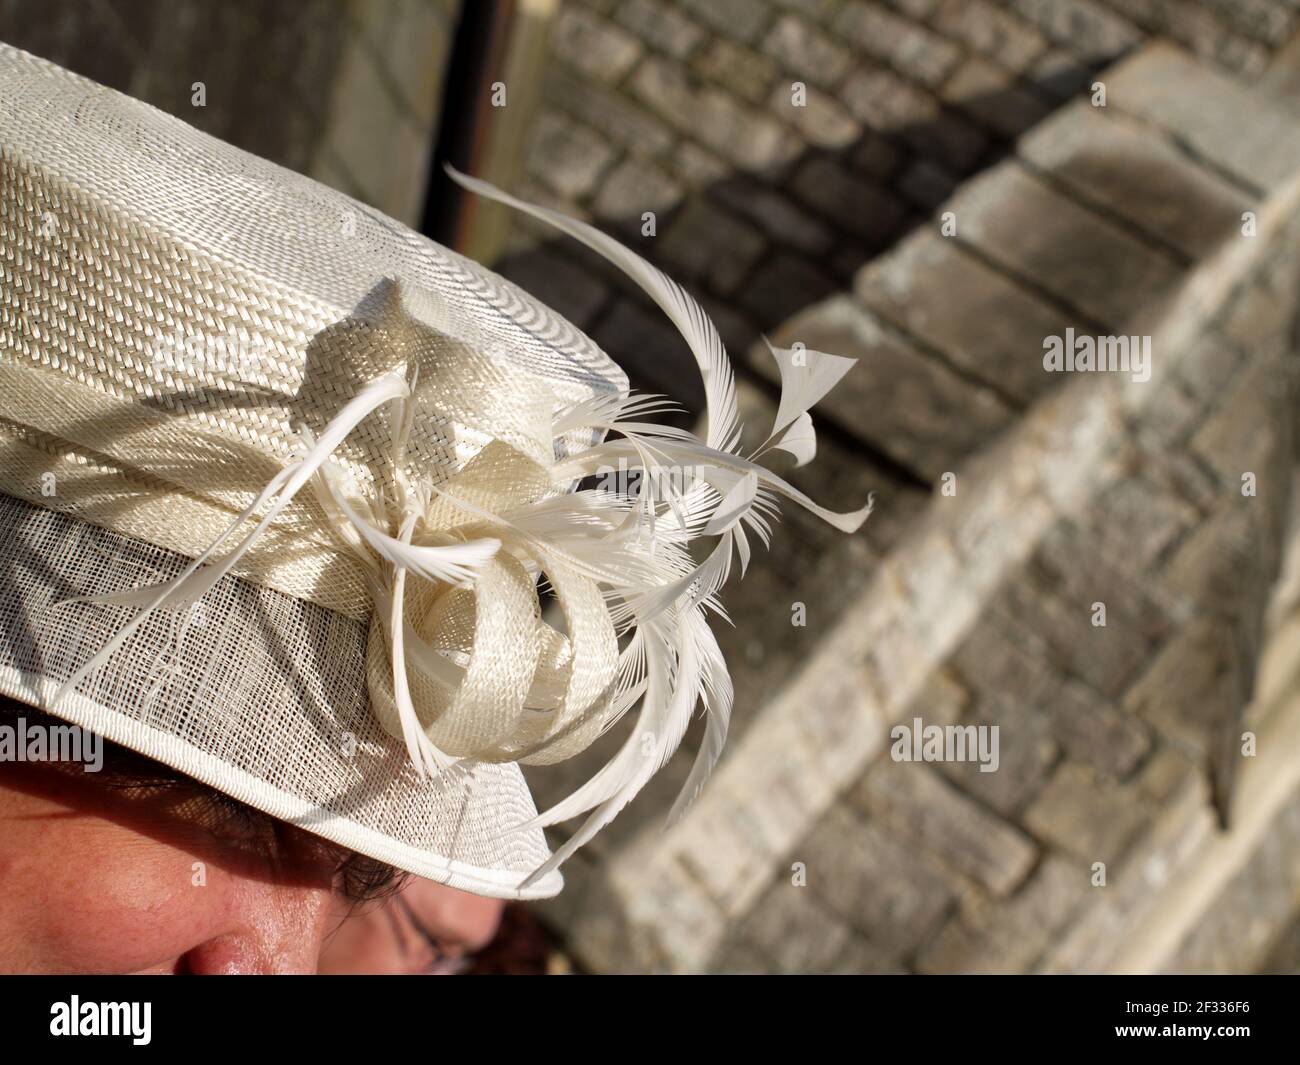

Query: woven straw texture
<box><xmin>0</xmin><ymin>44</ymin><xmax>632</xmax><ymax>897</ymax></box>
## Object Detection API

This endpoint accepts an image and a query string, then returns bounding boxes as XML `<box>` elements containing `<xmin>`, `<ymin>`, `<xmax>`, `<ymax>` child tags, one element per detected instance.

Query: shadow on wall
<box><xmin>510</xmin><ymin>52</ymin><xmax>1281</xmax><ymax>897</ymax></box>
<box><xmin>490</xmin><ymin>62</ymin><xmax>1111</xmax><ymax>454</ymax></box>
<box><xmin>0</xmin><ymin>0</ymin><xmax>349</xmax><ymax>177</ymax></box>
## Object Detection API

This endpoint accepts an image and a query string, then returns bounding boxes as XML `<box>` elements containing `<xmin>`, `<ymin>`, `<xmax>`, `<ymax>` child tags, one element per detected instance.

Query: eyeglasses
<box><xmin>391</xmin><ymin>893</ymin><xmax>478</xmax><ymax>976</ymax></box>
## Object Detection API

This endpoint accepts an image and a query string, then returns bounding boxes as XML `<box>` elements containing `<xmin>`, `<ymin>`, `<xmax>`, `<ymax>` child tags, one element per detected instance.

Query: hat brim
<box><xmin>0</xmin><ymin>494</ymin><xmax>564</xmax><ymax>899</ymax></box>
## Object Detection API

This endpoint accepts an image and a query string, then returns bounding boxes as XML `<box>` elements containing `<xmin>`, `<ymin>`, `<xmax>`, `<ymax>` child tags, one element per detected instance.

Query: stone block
<box><xmin>854</xmin><ymin>761</ymin><xmax>1039</xmax><ymax>894</ymax></box>
<box><xmin>1045</xmin><ymin>678</ymin><xmax>1151</xmax><ymax>779</ymax></box>
<box><xmin>762</xmin><ymin>13</ymin><xmax>853</xmax><ymax>88</ymax></box>
<box><xmin>933</xmin><ymin>0</ymin><xmax>1048</xmax><ymax>74</ymax></box>
<box><xmin>1106</xmin><ymin>42</ymin><xmax>1300</xmax><ymax>192</ymax></box>
<box><xmin>825</xmin><ymin>934</ymin><xmax>907</xmax><ymax>973</ymax></box>
<box><xmin>592</xmin><ymin>158</ymin><xmax>683</xmax><ymax>223</ymax></box>
<box><xmin>916</xmin><ymin>853</ymin><xmax>1088</xmax><ymax>973</ymax></box>
<box><xmin>1023</xmin><ymin>761</ymin><xmax>1150</xmax><ymax>861</ymax></box>
<box><xmin>802</xmin><ymin>805</ymin><xmax>956</xmax><ymax>954</ymax></box>
<box><xmin>736</xmin><ymin>878</ymin><xmax>856</xmax><ymax>972</ymax></box>
<box><xmin>945</xmin><ymin>161</ymin><xmax>1184</xmax><ymax>328</ymax></box>
<box><xmin>552</xmin><ymin>5</ymin><xmax>643</xmax><ymax>83</ymax></box>
<box><xmin>693</xmin><ymin>37</ymin><xmax>779</xmax><ymax>103</ymax></box>
<box><xmin>769</xmin><ymin>82</ymin><xmax>862</xmax><ymax>148</ymax></box>
<box><xmin>1009</xmin><ymin>0</ymin><xmax>1142</xmax><ymax>63</ymax></box>
<box><xmin>940</xmin><ymin>55</ymin><xmax>1053</xmax><ymax>139</ymax></box>
<box><xmin>631</xmin><ymin>57</ymin><xmax>800</xmax><ymax>170</ymax></box>
<box><xmin>855</xmin><ymin>228</ymin><xmax>1077</xmax><ymax>403</ymax></box>
<box><xmin>760</xmin><ymin>296</ymin><xmax>1015</xmax><ymax>480</ymax></box>
<box><xmin>615</xmin><ymin>0</ymin><xmax>705</xmax><ymax>58</ymax></box>
<box><xmin>542</xmin><ymin>66</ymin><xmax>675</xmax><ymax>158</ymax></box>
<box><xmin>994</xmin><ymin>569</ymin><xmax>1166</xmax><ymax>698</ymax></box>
<box><xmin>712</xmin><ymin>179</ymin><xmax>837</xmax><ymax>255</ymax></box>
<box><xmin>1019</xmin><ymin>103</ymin><xmax>1254</xmax><ymax>260</ymax></box>
<box><xmin>528</xmin><ymin>112</ymin><xmax>616</xmax><ymax>199</ymax></box>
<box><xmin>841</xmin><ymin>65</ymin><xmax>941</xmax><ymax>131</ymax></box>
<box><xmin>790</xmin><ymin>156</ymin><xmax>907</xmax><ymax>245</ymax></box>
<box><xmin>679</xmin><ymin>0</ymin><xmax>775</xmax><ymax>44</ymax></box>
<box><xmin>656</xmin><ymin>198</ymin><xmax>768</xmax><ymax>294</ymax></box>
<box><xmin>940</xmin><ymin>693</ymin><xmax>1060</xmax><ymax>816</ymax></box>
<box><xmin>835</xmin><ymin>0</ymin><xmax>963</xmax><ymax>86</ymax></box>
<box><xmin>737</xmin><ymin>251</ymin><xmax>839</xmax><ymax>327</ymax></box>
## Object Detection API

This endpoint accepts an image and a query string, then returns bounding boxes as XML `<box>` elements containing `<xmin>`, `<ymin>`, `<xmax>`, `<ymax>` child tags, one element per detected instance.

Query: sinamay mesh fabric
<box><xmin>0</xmin><ymin>494</ymin><xmax>557</xmax><ymax>895</ymax></box>
<box><xmin>0</xmin><ymin>44</ymin><xmax>871</xmax><ymax>897</ymax></box>
<box><xmin>0</xmin><ymin>44</ymin><xmax>623</xmax><ymax>897</ymax></box>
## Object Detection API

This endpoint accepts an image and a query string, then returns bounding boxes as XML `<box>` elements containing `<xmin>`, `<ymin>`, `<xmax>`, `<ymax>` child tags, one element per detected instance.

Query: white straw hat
<box><xmin>0</xmin><ymin>43</ymin><xmax>869</xmax><ymax>898</ymax></box>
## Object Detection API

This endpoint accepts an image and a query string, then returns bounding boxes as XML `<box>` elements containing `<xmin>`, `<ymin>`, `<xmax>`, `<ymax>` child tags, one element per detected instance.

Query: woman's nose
<box><xmin>178</xmin><ymin>829</ymin><xmax>339</xmax><ymax>974</ymax></box>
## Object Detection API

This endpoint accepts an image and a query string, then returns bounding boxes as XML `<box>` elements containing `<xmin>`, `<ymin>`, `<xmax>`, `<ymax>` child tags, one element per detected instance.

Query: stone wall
<box><xmin>498</xmin><ymin>0</ymin><xmax>1300</xmax><ymax>426</ymax></box>
<box><xmin>0</xmin><ymin>0</ymin><xmax>459</xmax><ymax>226</ymax></box>
<box><xmin>530</xmin><ymin>42</ymin><xmax>1300</xmax><ymax>974</ymax></box>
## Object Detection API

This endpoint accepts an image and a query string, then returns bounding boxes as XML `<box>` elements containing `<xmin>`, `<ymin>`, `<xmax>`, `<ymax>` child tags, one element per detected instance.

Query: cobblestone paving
<box><xmin>500</xmin><ymin>0</ymin><xmax>1300</xmax><ymax>455</ymax></box>
<box><xmin>531</xmin><ymin>41</ymin><xmax>1300</xmax><ymax>974</ymax></box>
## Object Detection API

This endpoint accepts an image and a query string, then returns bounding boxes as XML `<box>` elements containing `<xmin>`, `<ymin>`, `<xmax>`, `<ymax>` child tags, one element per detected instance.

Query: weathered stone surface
<box><xmin>1030</xmin><ymin>47</ymin><xmax>1095</xmax><ymax>99</ymax></box>
<box><xmin>630</xmin><ymin>56</ymin><xmax>799</xmax><ymax>170</ymax></box>
<box><xmin>769</xmin><ymin>82</ymin><xmax>862</xmax><ymax>148</ymax></box>
<box><xmin>1009</xmin><ymin>0</ymin><xmax>1141</xmax><ymax>63</ymax></box>
<box><xmin>951</xmin><ymin>607</ymin><xmax>1061</xmax><ymax>706</ymax></box>
<box><xmin>592</xmin><ymin>158</ymin><xmax>683</xmax><ymax>222</ymax></box>
<box><xmin>708</xmin><ymin>937</ymin><xmax>770</xmax><ymax>973</ymax></box>
<box><xmin>1122</xmin><ymin>615</ymin><xmax>1240</xmax><ymax>754</ymax></box>
<box><xmin>1031</xmin><ymin>513</ymin><xmax>1185</xmax><ymax>628</ymax></box>
<box><xmin>993</xmin><ymin>567</ymin><xmax>1169</xmax><ymax>698</ymax></box>
<box><xmin>528</xmin><ymin>112</ymin><xmax>616</xmax><ymax>199</ymax></box>
<box><xmin>551</xmin><ymin>5</ymin><xmax>644</xmax><ymax>84</ymax></box>
<box><xmin>679</xmin><ymin>0</ymin><xmax>775</xmax><ymax>44</ymax></box>
<box><xmin>803</xmin><ymin>806</ymin><xmax>956</xmax><ymax>954</ymax></box>
<box><xmin>897</xmin><ymin>158</ymin><xmax>957</xmax><ymax>209</ymax></box>
<box><xmin>905</xmin><ymin>107</ymin><xmax>993</xmax><ymax>174</ymax></box>
<box><xmin>825</xmin><ymin>934</ymin><xmax>908</xmax><ymax>974</ymax></box>
<box><xmin>1168</xmin><ymin>787</ymin><xmax>1300</xmax><ymax>971</ymax></box>
<box><xmin>1020</xmin><ymin>103</ymin><xmax>1254</xmax><ymax>260</ymax></box>
<box><xmin>940</xmin><ymin>693</ymin><xmax>1060</xmax><ymax>815</ymax></box>
<box><xmin>1036</xmin><ymin>750</ymin><xmax>1216</xmax><ymax>974</ymax></box>
<box><xmin>761</xmin><ymin>296</ymin><xmax>1015</xmax><ymax>480</ymax></box>
<box><xmin>854</xmin><ymin>761</ymin><xmax>1039</xmax><ymax>895</ymax></box>
<box><xmin>1221</xmin><ymin>252</ymin><xmax>1300</xmax><ymax>353</ymax></box>
<box><xmin>761</xmin><ymin>13</ymin><xmax>853</xmax><ymax>88</ymax></box>
<box><xmin>947</xmin><ymin>162</ymin><xmax>1184</xmax><ymax>327</ymax></box>
<box><xmin>541</xmin><ymin>66</ymin><xmax>675</xmax><ymax>158</ymax></box>
<box><xmin>940</xmin><ymin>55</ymin><xmax>1053</xmax><ymax>138</ymax></box>
<box><xmin>1159</xmin><ymin>501</ymin><xmax>1256</xmax><ymax>609</ymax></box>
<box><xmin>841</xmin><ymin>65</ymin><xmax>940</xmax><ymax>131</ymax></box>
<box><xmin>712</xmin><ymin>178</ymin><xmax>837</xmax><ymax>255</ymax></box>
<box><xmin>614</xmin><ymin>0</ymin><xmax>705</xmax><ymax>58</ymax></box>
<box><xmin>1045</xmin><ymin>678</ymin><xmax>1151</xmax><ymax>780</ymax></box>
<box><xmin>736</xmin><ymin>878</ymin><xmax>856</xmax><ymax>972</ymax></box>
<box><xmin>836</xmin><ymin>0</ymin><xmax>963</xmax><ymax>86</ymax></box>
<box><xmin>739</xmin><ymin>251</ymin><xmax>839</xmax><ymax>325</ymax></box>
<box><xmin>509</xmin><ymin>25</ymin><xmax>1300</xmax><ymax>975</ymax></box>
<box><xmin>855</xmin><ymin>228</ymin><xmax>1075</xmax><ymax>403</ymax></box>
<box><xmin>853</xmin><ymin>130</ymin><xmax>906</xmax><ymax>180</ymax></box>
<box><xmin>790</xmin><ymin>156</ymin><xmax>907</xmax><ymax>245</ymax></box>
<box><xmin>917</xmin><ymin>854</ymin><xmax>1088</xmax><ymax>973</ymax></box>
<box><xmin>1024</xmin><ymin>762</ymin><xmax>1150</xmax><ymax>861</ymax></box>
<box><xmin>933</xmin><ymin>0</ymin><xmax>1047</xmax><ymax>73</ymax></box>
<box><xmin>656</xmin><ymin>198</ymin><xmax>767</xmax><ymax>294</ymax></box>
<box><xmin>1191</xmin><ymin>357</ymin><xmax>1285</xmax><ymax>482</ymax></box>
<box><xmin>693</xmin><ymin>37</ymin><xmax>778</xmax><ymax>103</ymax></box>
<box><xmin>1106</xmin><ymin>42</ymin><xmax>1300</xmax><ymax>192</ymax></box>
